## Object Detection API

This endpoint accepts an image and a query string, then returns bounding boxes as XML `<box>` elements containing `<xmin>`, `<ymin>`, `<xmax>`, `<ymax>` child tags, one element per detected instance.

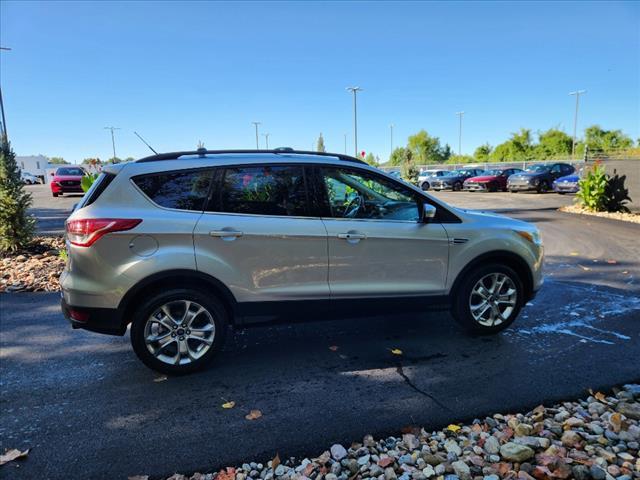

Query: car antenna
<box><xmin>133</xmin><ymin>131</ymin><xmax>158</xmax><ymax>155</ymax></box>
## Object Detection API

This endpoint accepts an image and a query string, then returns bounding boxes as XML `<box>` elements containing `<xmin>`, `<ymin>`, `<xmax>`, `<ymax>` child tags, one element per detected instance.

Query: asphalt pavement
<box><xmin>2</xmin><ymin>188</ymin><xmax>639</xmax><ymax>479</ymax></box>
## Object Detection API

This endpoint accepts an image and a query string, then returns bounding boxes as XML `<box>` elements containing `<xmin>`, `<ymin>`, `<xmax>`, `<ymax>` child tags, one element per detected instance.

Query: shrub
<box><xmin>81</xmin><ymin>173</ymin><xmax>99</xmax><ymax>192</ymax></box>
<box><xmin>576</xmin><ymin>162</ymin><xmax>632</xmax><ymax>212</ymax></box>
<box><xmin>400</xmin><ymin>160</ymin><xmax>419</xmax><ymax>184</ymax></box>
<box><xmin>603</xmin><ymin>173</ymin><xmax>631</xmax><ymax>213</ymax></box>
<box><xmin>0</xmin><ymin>137</ymin><xmax>36</xmax><ymax>253</ymax></box>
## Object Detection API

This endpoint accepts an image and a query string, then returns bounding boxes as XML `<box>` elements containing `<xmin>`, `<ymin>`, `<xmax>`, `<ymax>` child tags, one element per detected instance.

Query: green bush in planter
<box><xmin>576</xmin><ymin>162</ymin><xmax>632</xmax><ymax>212</ymax></box>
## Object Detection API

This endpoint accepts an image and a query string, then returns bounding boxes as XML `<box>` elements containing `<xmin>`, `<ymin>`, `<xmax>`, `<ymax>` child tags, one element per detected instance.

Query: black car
<box><xmin>507</xmin><ymin>163</ymin><xmax>575</xmax><ymax>193</ymax></box>
<box><xmin>430</xmin><ymin>168</ymin><xmax>486</xmax><ymax>191</ymax></box>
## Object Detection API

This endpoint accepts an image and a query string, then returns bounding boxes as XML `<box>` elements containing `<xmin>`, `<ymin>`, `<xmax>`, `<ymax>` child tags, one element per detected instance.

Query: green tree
<box><xmin>82</xmin><ymin>158</ymin><xmax>102</xmax><ymax>165</ymax></box>
<box><xmin>124</xmin><ymin>156</ymin><xmax>135</xmax><ymax>162</ymax></box>
<box><xmin>0</xmin><ymin>137</ymin><xmax>35</xmax><ymax>253</ymax></box>
<box><xmin>584</xmin><ymin>125</ymin><xmax>633</xmax><ymax>152</ymax></box>
<box><xmin>316</xmin><ymin>133</ymin><xmax>326</xmax><ymax>153</ymax></box>
<box><xmin>407</xmin><ymin>130</ymin><xmax>448</xmax><ymax>164</ymax></box>
<box><xmin>490</xmin><ymin>128</ymin><xmax>535</xmax><ymax>162</ymax></box>
<box><xmin>445</xmin><ymin>154</ymin><xmax>475</xmax><ymax>165</ymax></box>
<box><xmin>535</xmin><ymin>129</ymin><xmax>573</xmax><ymax>159</ymax></box>
<box><xmin>388</xmin><ymin>147</ymin><xmax>410</xmax><ymax>166</ymax></box>
<box><xmin>49</xmin><ymin>157</ymin><xmax>68</xmax><ymax>164</ymax></box>
<box><xmin>364</xmin><ymin>152</ymin><xmax>378</xmax><ymax>166</ymax></box>
<box><xmin>474</xmin><ymin>143</ymin><xmax>492</xmax><ymax>161</ymax></box>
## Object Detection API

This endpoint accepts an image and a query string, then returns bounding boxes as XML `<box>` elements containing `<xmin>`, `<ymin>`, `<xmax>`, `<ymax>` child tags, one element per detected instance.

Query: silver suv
<box><xmin>61</xmin><ymin>149</ymin><xmax>543</xmax><ymax>374</ymax></box>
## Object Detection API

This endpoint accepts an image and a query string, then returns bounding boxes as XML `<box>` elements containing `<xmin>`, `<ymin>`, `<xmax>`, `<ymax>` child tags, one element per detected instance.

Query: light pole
<box><xmin>390</xmin><ymin>123</ymin><xmax>394</xmax><ymax>157</ymax></box>
<box><xmin>569</xmin><ymin>90</ymin><xmax>586</xmax><ymax>158</ymax></box>
<box><xmin>0</xmin><ymin>46</ymin><xmax>12</xmax><ymax>139</ymax></box>
<box><xmin>252</xmin><ymin>122</ymin><xmax>261</xmax><ymax>149</ymax></box>
<box><xmin>262</xmin><ymin>133</ymin><xmax>270</xmax><ymax>149</ymax></box>
<box><xmin>346</xmin><ymin>87</ymin><xmax>362</xmax><ymax>157</ymax></box>
<box><xmin>104</xmin><ymin>126</ymin><xmax>121</xmax><ymax>160</ymax></box>
<box><xmin>455</xmin><ymin>111</ymin><xmax>464</xmax><ymax>156</ymax></box>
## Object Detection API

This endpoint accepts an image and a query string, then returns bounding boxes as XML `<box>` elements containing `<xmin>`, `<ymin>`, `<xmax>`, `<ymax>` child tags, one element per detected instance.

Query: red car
<box><xmin>50</xmin><ymin>167</ymin><xmax>85</xmax><ymax>197</ymax></box>
<box><xmin>463</xmin><ymin>168</ymin><xmax>523</xmax><ymax>192</ymax></box>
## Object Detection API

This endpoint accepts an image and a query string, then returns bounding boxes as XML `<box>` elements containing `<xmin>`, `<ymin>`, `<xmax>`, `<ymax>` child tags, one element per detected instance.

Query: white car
<box><xmin>21</xmin><ymin>171</ymin><xmax>40</xmax><ymax>184</ymax></box>
<box><xmin>418</xmin><ymin>169</ymin><xmax>449</xmax><ymax>191</ymax></box>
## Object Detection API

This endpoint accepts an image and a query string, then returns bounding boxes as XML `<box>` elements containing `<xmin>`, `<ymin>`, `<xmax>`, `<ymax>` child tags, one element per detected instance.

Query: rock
<box><xmin>616</xmin><ymin>402</ymin><xmax>640</xmax><ymax>420</ymax></box>
<box><xmin>444</xmin><ymin>439</ymin><xmax>462</xmax><ymax>456</ymax></box>
<box><xmin>422</xmin><ymin>466</ymin><xmax>435</xmax><ymax>478</ymax></box>
<box><xmin>488</xmin><ymin>455</ymin><xmax>500</xmax><ymax>463</ymax></box>
<box><xmin>403</xmin><ymin>434</ymin><xmax>420</xmax><ymax>450</ymax></box>
<box><xmin>398</xmin><ymin>454</ymin><xmax>414</xmax><ymax>465</ymax></box>
<box><xmin>572</xmin><ymin>465</ymin><xmax>591</xmax><ymax>480</ymax></box>
<box><xmin>330</xmin><ymin>444</ymin><xmax>347</xmax><ymax>461</ymax></box>
<box><xmin>514</xmin><ymin>424</ymin><xmax>533</xmax><ymax>437</ymax></box>
<box><xmin>590</xmin><ymin>465</ymin><xmax>606</xmax><ymax>480</ymax></box>
<box><xmin>589</xmin><ymin>402</ymin><xmax>606</xmax><ymax>415</ymax></box>
<box><xmin>499</xmin><ymin>442</ymin><xmax>534</xmax><ymax>462</ymax></box>
<box><xmin>330</xmin><ymin>462</ymin><xmax>342</xmax><ymax>475</ymax></box>
<box><xmin>451</xmin><ymin>461</ymin><xmax>471</xmax><ymax>480</ymax></box>
<box><xmin>564</xmin><ymin>417</ymin><xmax>585</xmax><ymax>428</ymax></box>
<box><xmin>274</xmin><ymin>465</ymin><xmax>285</xmax><ymax>477</ymax></box>
<box><xmin>561</xmin><ymin>430</ymin><xmax>582</xmax><ymax>447</ymax></box>
<box><xmin>483</xmin><ymin>476</ymin><xmax>499</xmax><ymax>480</ymax></box>
<box><xmin>364</xmin><ymin>434</ymin><xmax>376</xmax><ymax>448</ymax></box>
<box><xmin>484</xmin><ymin>436</ymin><xmax>500</xmax><ymax>455</ymax></box>
<box><xmin>606</xmin><ymin>465</ymin><xmax>620</xmax><ymax>476</ymax></box>
<box><xmin>15</xmin><ymin>255</ymin><xmax>27</xmax><ymax>262</ymax></box>
<box><xmin>370</xmin><ymin>465</ymin><xmax>383</xmax><ymax>477</ymax></box>
<box><xmin>435</xmin><ymin>464</ymin><xmax>446</xmax><ymax>475</ymax></box>
<box><xmin>617</xmin><ymin>451</ymin><xmax>634</xmax><ymax>462</ymax></box>
<box><xmin>324</xmin><ymin>475</ymin><xmax>337</xmax><ymax>480</ymax></box>
<box><xmin>513</xmin><ymin>436</ymin><xmax>550</xmax><ymax>449</ymax></box>
<box><xmin>384</xmin><ymin>467</ymin><xmax>397</xmax><ymax>480</ymax></box>
<box><xmin>420</xmin><ymin>454</ymin><xmax>443</xmax><ymax>466</ymax></box>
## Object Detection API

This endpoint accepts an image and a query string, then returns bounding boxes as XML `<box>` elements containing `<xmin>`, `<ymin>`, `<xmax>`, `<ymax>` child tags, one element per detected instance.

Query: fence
<box><xmin>379</xmin><ymin>158</ymin><xmax>586</xmax><ymax>174</ymax></box>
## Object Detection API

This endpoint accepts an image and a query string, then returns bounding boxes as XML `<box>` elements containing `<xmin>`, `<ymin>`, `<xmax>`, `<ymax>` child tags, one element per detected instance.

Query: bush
<box><xmin>81</xmin><ymin>173</ymin><xmax>99</xmax><ymax>192</ymax></box>
<box><xmin>0</xmin><ymin>137</ymin><xmax>35</xmax><ymax>253</ymax></box>
<box><xmin>576</xmin><ymin>162</ymin><xmax>632</xmax><ymax>212</ymax></box>
<box><xmin>400</xmin><ymin>160</ymin><xmax>419</xmax><ymax>184</ymax></box>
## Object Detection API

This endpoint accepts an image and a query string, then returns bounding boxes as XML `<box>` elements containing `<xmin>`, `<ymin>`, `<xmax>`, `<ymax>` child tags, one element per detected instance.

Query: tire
<box><xmin>537</xmin><ymin>181</ymin><xmax>549</xmax><ymax>194</ymax></box>
<box><xmin>52</xmin><ymin>192</ymin><xmax>59</xmax><ymax>197</ymax></box>
<box><xmin>451</xmin><ymin>263</ymin><xmax>524</xmax><ymax>334</ymax></box>
<box><xmin>420</xmin><ymin>182</ymin><xmax>430</xmax><ymax>191</ymax></box>
<box><xmin>453</xmin><ymin>181</ymin><xmax>462</xmax><ymax>191</ymax></box>
<box><xmin>130</xmin><ymin>288</ymin><xmax>229</xmax><ymax>375</ymax></box>
<box><xmin>557</xmin><ymin>192</ymin><xmax>566</xmax><ymax>195</ymax></box>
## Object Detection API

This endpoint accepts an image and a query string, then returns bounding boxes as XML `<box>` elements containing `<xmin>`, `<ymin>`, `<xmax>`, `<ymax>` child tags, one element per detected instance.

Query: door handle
<box><xmin>210</xmin><ymin>230</ymin><xmax>243</xmax><ymax>238</ymax></box>
<box><xmin>337</xmin><ymin>232</ymin><xmax>366</xmax><ymax>240</ymax></box>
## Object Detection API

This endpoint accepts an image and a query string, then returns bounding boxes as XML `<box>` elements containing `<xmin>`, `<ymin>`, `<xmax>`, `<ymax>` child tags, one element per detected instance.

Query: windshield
<box><xmin>525</xmin><ymin>165</ymin><xmax>550</xmax><ymax>173</ymax></box>
<box><xmin>444</xmin><ymin>170</ymin><xmax>461</xmax><ymax>176</ymax></box>
<box><xmin>485</xmin><ymin>169</ymin><xmax>504</xmax><ymax>176</ymax></box>
<box><xmin>56</xmin><ymin>167</ymin><xmax>84</xmax><ymax>176</ymax></box>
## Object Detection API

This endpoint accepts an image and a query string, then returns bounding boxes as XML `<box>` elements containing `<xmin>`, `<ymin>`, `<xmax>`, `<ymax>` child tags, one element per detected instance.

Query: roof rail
<box><xmin>136</xmin><ymin>148</ymin><xmax>367</xmax><ymax>165</ymax></box>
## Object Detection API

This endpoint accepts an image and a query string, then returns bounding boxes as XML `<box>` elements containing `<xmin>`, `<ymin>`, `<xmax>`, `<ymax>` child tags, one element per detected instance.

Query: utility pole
<box><xmin>346</xmin><ymin>87</ymin><xmax>362</xmax><ymax>157</ymax></box>
<box><xmin>569</xmin><ymin>90</ymin><xmax>586</xmax><ymax>158</ymax></box>
<box><xmin>104</xmin><ymin>126</ymin><xmax>121</xmax><ymax>160</ymax></box>
<box><xmin>0</xmin><ymin>46</ymin><xmax>12</xmax><ymax>139</ymax></box>
<box><xmin>390</xmin><ymin>123</ymin><xmax>394</xmax><ymax>157</ymax></box>
<box><xmin>252</xmin><ymin>122</ymin><xmax>261</xmax><ymax>149</ymax></box>
<box><xmin>455</xmin><ymin>111</ymin><xmax>464</xmax><ymax>156</ymax></box>
<box><xmin>262</xmin><ymin>133</ymin><xmax>270</xmax><ymax>149</ymax></box>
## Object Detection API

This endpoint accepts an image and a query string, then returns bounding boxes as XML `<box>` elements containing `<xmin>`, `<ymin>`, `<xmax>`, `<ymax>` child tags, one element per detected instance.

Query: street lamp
<box><xmin>455</xmin><ymin>112</ymin><xmax>464</xmax><ymax>156</ymax></box>
<box><xmin>0</xmin><ymin>46</ymin><xmax>12</xmax><ymax>139</ymax></box>
<box><xmin>262</xmin><ymin>133</ymin><xmax>270</xmax><ymax>149</ymax></box>
<box><xmin>252</xmin><ymin>122</ymin><xmax>261</xmax><ymax>149</ymax></box>
<box><xmin>104</xmin><ymin>126</ymin><xmax>121</xmax><ymax>160</ymax></box>
<box><xmin>569</xmin><ymin>90</ymin><xmax>586</xmax><ymax>158</ymax></box>
<box><xmin>346</xmin><ymin>87</ymin><xmax>362</xmax><ymax>157</ymax></box>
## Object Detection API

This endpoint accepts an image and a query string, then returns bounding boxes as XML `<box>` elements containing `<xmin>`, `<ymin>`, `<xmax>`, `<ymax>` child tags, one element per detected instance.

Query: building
<box><xmin>16</xmin><ymin>155</ymin><xmax>51</xmax><ymax>182</ymax></box>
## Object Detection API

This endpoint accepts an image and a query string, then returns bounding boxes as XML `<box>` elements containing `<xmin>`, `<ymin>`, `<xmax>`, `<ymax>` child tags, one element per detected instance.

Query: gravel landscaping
<box><xmin>137</xmin><ymin>386</ymin><xmax>640</xmax><ymax>480</ymax></box>
<box><xmin>559</xmin><ymin>205</ymin><xmax>640</xmax><ymax>224</ymax></box>
<box><xmin>0</xmin><ymin>236</ymin><xmax>65</xmax><ymax>292</ymax></box>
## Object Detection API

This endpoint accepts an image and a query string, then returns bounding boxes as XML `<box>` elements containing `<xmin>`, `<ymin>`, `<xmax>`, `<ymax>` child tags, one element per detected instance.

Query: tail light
<box><xmin>66</xmin><ymin>218</ymin><xmax>142</xmax><ymax>247</ymax></box>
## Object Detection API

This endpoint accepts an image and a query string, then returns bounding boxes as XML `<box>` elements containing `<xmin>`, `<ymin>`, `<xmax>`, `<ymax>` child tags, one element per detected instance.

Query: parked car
<box><xmin>50</xmin><ymin>166</ymin><xmax>86</xmax><ymax>197</ymax></box>
<box><xmin>552</xmin><ymin>171</ymin><xmax>581</xmax><ymax>194</ymax></box>
<box><xmin>430</xmin><ymin>168</ymin><xmax>486</xmax><ymax>191</ymax></box>
<box><xmin>417</xmin><ymin>169</ymin><xmax>448</xmax><ymax>191</ymax></box>
<box><xmin>507</xmin><ymin>163</ymin><xmax>575</xmax><ymax>193</ymax></box>
<box><xmin>61</xmin><ymin>148</ymin><xmax>543</xmax><ymax>374</ymax></box>
<box><xmin>463</xmin><ymin>168</ymin><xmax>523</xmax><ymax>192</ymax></box>
<box><xmin>20</xmin><ymin>171</ymin><xmax>40</xmax><ymax>184</ymax></box>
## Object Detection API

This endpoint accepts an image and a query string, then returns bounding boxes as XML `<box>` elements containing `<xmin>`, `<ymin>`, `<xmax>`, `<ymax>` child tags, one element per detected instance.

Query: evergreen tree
<box><xmin>317</xmin><ymin>133</ymin><xmax>326</xmax><ymax>153</ymax></box>
<box><xmin>0</xmin><ymin>137</ymin><xmax>35</xmax><ymax>253</ymax></box>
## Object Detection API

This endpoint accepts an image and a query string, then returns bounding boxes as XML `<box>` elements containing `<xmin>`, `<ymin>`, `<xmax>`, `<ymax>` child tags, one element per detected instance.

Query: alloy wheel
<box><xmin>468</xmin><ymin>273</ymin><xmax>518</xmax><ymax>327</ymax></box>
<box><xmin>144</xmin><ymin>300</ymin><xmax>216</xmax><ymax>366</ymax></box>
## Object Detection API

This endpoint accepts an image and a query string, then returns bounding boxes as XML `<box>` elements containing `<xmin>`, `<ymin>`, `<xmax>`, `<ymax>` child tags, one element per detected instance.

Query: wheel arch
<box><xmin>450</xmin><ymin>250</ymin><xmax>534</xmax><ymax>301</ymax></box>
<box><xmin>118</xmin><ymin>269</ymin><xmax>238</xmax><ymax>329</ymax></box>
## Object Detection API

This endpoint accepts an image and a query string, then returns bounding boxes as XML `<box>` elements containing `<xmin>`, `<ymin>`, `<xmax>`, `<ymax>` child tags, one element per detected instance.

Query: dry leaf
<box><xmin>245</xmin><ymin>409</ymin><xmax>262</xmax><ymax>420</ymax></box>
<box><xmin>569</xmin><ymin>252</ymin><xmax>579</xmax><ymax>256</ymax></box>
<box><xmin>610</xmin><ymin>412</ymin><xmax>622</xmax><ymax>433</ymax></box>
<box><xmin>271</xmin><ymin>453</ymin><xmax>280</xmax><ymax>471</ymax></box>
<box><xmin>447</xmin><ymin>424</ymin><xmax>461</xmax><ymax>433</ymax></box>
<box><xmin>0</xmin><ymin>448</ymin><xmax>30</xmax><ymax>466</ymax></box>
<box><xmin>222</xmin><ymin>401</ymin><xmax>236</xmax><ymax>409</ymax></box>
<box><xmin>328</xmin><ymin>345</ymin><xmax>339</xmax><ymax>351</ymax></box>
<box><xmin>390</xmin><ymin>348</ymin><xmax>403</xmax><ymax>355</ymax></box>
<box><xmin>594</xmin><ymin>391</ymin><xmax>606</xmax><ymax>402</ymax></box>
<box><xmin>153</xmin><ymin>375</ymin><xmax>168</xmax><ymax>383</ymax></box>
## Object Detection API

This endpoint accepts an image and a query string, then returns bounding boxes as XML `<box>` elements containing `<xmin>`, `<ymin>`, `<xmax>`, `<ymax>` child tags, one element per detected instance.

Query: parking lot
<box><xmin>3</xmin><ymin>183</ymin><xmax>639</xmax><ymax>479</ymax></box>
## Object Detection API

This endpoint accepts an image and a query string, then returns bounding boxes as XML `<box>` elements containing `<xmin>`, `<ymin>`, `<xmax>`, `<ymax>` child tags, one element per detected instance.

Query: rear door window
<box><xmin>216</xmin><ymin>165</ymin><xmax>308</xmax><ymax>217</ymax></box>
<box><xmin>133</xmin><ymin>169</ymin><xmax>213</xmax><ymax>211</ymax></box>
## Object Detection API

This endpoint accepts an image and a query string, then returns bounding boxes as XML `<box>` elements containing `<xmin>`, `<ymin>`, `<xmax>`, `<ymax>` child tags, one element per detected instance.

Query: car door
<box><xmin>193</xmin><ymin>164</ymin><xmax>329</xmax><ymax>304</ymax></box>
<box><xmin>316</xmin><ymin>165</ymin><xmax>449</xmax><ymax>298</ymax></box>
<box><xmin>549</xmin><ymin>164</ymin><xmax>564</xmax><ymax>180</ymax></box>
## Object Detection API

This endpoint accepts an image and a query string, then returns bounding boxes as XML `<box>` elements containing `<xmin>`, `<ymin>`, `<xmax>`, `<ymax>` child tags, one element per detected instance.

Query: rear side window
<box><xmin>217</xmin><ymin>165</ymin><xmax>307</xmax><ymax>216</ymax></box>
<box><xmin>134</xmin><ymin>169</ymin><xmax>213</xmax><ymax>211</ymax></box>
<box><xmin>82</xmin><ymin>172</ymin><xmax>115</xmax><ymax>208</ymax></box>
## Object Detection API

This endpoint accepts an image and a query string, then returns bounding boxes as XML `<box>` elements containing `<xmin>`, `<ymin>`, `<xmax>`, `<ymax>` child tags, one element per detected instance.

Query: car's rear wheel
<box><xmin>130</xmin><ymin>288</ymin><xmax>228</xmax><ymax>374</ymax></box>
<box><xmin>451</xmin><ymin>264</ymin><xmax>523</xmax><ymax>334</ymax></box>
<box><xmin>453</xmin><ymin>181</ymin><xmax>462</xmax><ymax>191</ymax></box>
<box><xmin>420</xmin><ymin>182</ymin><xmax>430</xmax><ymax>191</ymax></box>
<box><xmin>537</xmin><ymin>181</ymin><xmax>549</xmax><ymax>193</ymax></box>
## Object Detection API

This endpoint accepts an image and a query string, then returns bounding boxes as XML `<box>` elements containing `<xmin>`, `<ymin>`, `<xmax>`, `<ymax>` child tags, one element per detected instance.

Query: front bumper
<box><xmin>61</xmin><ymin>295</ymin><xmax>126</xmax><ymax>336</ymax></box>
<box><xmin>51</xmin><ymin>183</ymin><xmax>83</xmax><ymax>194</ymax></box>
<box><xmin>553</xmin><ymin>183</ymin><xmax>578</xmax><ymax>193</ymax></box>
<box><xmin>431</xmin><ymin>183</ymin><xmax>452</xmax><ymax>190</ymax></box>
<box><xmin>463</xmin><ymin>183</ymin><xmax>487</xmax><ymax>191</ymax></box>
<box><xmin>508</xmin><ymin>183</ymin><xmax>535</xmax><ymax>191</ymax></box>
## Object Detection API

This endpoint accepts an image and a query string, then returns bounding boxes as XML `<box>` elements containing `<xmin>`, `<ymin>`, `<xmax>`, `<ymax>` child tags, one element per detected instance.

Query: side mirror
<box><xmin>422</xmin><ymin>204</ymin><xmax>437</xmax><ymax>223</ymax></box>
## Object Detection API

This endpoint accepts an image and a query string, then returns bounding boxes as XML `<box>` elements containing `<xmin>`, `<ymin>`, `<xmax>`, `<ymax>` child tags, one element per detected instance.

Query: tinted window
<box><xmin>219</xmin><ymin>165</ymin><xmax>307</xmax><ymax>216</ymax></box>
<box><xmin>81</xmin><ymin>172</ymin><xmax>116</xmax><ymax>208</ymax></box>
<box><xmin>57</xmin><ymin>167</ymin><xmax>85</xmax><ymax>176</ymax></box>
<box><xmin>321</xmin><ymin>167</ymin><xmax>419</xmax><ymax>221</ymax></box>
<box><xmin>134</xmin><ymin>169</ymin><xmax>213</xmax><ymax>210</ymax></box>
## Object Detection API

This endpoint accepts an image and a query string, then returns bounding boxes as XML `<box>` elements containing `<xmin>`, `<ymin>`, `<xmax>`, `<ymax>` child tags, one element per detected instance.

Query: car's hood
<box><xmin>555</xmin><ymin>174</ymin><xmax>579</xmax><ymax>183</ymax></box>
<box><xmin>53</xmin><ymin>175</ymin><xmax>83</xmax><ymax>181</ymax></box>
<box><xmin>456</xmin><ymin>208</ymin><xmax>533</xmax><ymax>229</ymax></box>
<box><xmin>466</xmin><ymin>175</ymin><xmax>498</xmax><ymax>183</ymax></box>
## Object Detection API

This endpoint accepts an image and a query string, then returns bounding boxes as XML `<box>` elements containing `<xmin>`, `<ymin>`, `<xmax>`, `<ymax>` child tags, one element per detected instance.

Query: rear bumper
<box><xmin>61</xmin><ymin>295</ymin><xmax>126</xmax><ymax>336</ymax></box>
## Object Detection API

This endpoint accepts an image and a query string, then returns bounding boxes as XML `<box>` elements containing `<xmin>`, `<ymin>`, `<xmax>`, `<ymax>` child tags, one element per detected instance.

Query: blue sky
<box><xmin>1</xmin><ymin>1</ymin><xmax>638</xmax><ymax>162</ymax></box>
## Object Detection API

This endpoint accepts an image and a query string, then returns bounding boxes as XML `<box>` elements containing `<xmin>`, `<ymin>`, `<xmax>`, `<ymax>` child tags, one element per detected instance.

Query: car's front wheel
<box><xmin>130</xmin><ymin>288</ymin><xmax>228</xmax><ymax>374</ymax></box>
<box><xmin>451</xmin><ymin>264</ymin><xmax>523</xmax><ymax>334</ymax></box>
<box><xmin>420</xmin><ymin>182</ymin><xmax>430</xmax><ymax>191</ymax></box>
